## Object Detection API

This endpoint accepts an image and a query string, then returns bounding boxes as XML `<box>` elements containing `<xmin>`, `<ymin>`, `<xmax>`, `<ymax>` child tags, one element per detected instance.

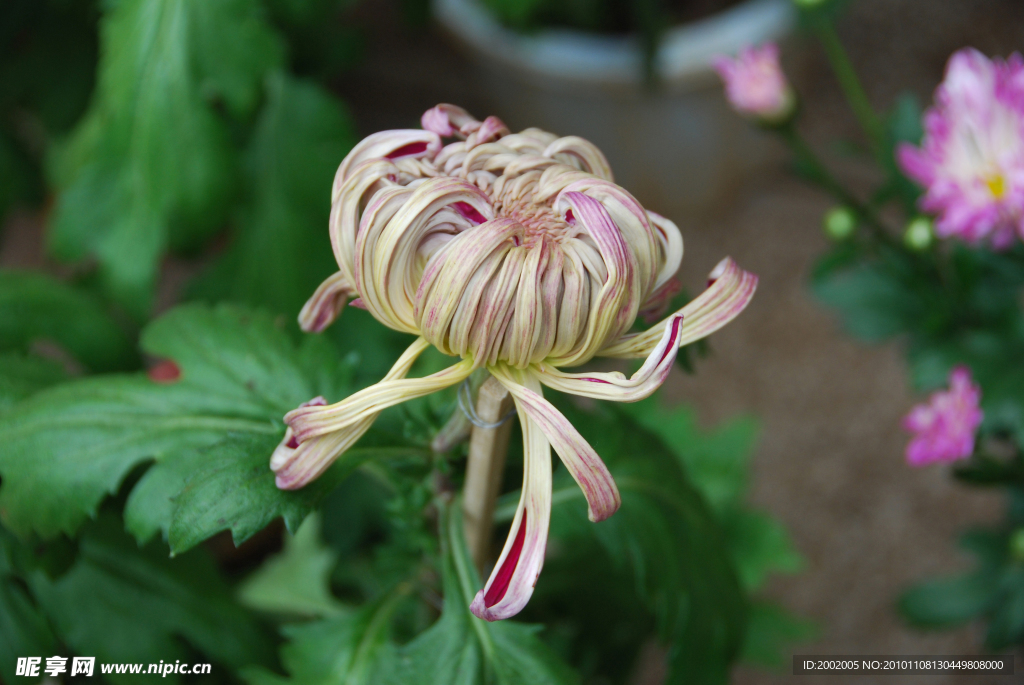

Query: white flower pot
<box><xmin>433</xmin><ymin>0</ymin><xmax>796</xmax><ymax>214</ymax></box>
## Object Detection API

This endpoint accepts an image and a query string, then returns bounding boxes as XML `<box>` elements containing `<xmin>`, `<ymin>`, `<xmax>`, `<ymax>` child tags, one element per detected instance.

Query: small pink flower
<box><xmin>898</xmin><ymin>49</ymin><xmax>1024</xmax><ymax>248</ymax></box>
<box><xmin>903</xmin><ymin>366</ymin><xmax>983</xmax><ymax>467</ymax></box>
<box><xmin>713</xmin><ymin>43</ymin><xmax>794</xmax><ymax>122</ymax></box>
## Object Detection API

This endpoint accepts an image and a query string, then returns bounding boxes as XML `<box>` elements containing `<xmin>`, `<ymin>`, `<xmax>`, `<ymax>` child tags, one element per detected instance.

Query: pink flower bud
<box><xmin>713</xmin><ymin>43</ymin><xmax>794</xmax><ymax>122</ymax></box>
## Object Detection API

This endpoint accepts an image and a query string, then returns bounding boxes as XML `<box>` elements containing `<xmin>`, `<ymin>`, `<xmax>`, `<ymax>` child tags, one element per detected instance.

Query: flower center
<box><xmin>985</xmin><ymin>173</ymin><xmax>1007</xmax><ymax>199</ymax></box>
<box><xmin>489</xmin><ymin>174</ymin><xmax>576</xmax><ymax>248</ymax></box>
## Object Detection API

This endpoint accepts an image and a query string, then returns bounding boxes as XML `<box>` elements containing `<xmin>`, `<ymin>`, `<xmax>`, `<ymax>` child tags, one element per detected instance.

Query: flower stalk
<box><xmin>462</xmin><ymin>376</ymin><xmax>516</xmax><ymax>573</ymax></box>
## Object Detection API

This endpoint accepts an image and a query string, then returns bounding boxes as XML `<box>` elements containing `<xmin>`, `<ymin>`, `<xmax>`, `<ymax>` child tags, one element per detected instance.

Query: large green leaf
<box><xmin>48</xmin><ymin>0</ymin><xmax>283</xmax><ymax>316</ymax></box>
<box><xmin>0</xmin><ymin>270</ymin><xmax>135</xmax><ymax>372</ymax></box>
<box><xmin>0</xmin><ymin>303</ymin><xmax>387</xmax><ymax>550</ymax></box>
<box><xmin>189</xmin><ymin>72</ymin><xmax>354</xmax><ymax>318</ymax></box>
<box><xmin>29</xmin><ymin>515</ymin><xmax>274</xmax><ymax>684</ymax></box>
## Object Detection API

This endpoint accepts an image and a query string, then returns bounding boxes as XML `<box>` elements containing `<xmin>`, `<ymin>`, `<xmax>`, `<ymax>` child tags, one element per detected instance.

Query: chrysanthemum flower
<box><xmin>271</xmin><ymin>104</ymin><xmax>757</xmax><ymax>621</ymax></box>
<box><xmin>713</xmin><ymin>43</ymin><xmax>794</xmax><ymax>123</ymax></box>
<box><xmin>903</xmin><ymin>366</ymin><xmax>983</xmax><ymax>467</ymax></box>
<box><xmin>898</xmin><ymin>49</ymin><xmax>1024</xmax><ymax>248</ymax></box>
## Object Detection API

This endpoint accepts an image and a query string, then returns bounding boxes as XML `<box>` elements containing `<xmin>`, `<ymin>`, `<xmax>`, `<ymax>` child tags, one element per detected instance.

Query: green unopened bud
<box><xmin>1010</xmin><ymin>528</ymin><xmax>1024</xmax><ymax>563</ymax></box>
<box><xmin>823</xmin><ymin>206</ymin><xmax>856</xmax><ymax>241</ymax></box>
<box><xmin>904</xmin><ymin>216</ymin><xmax>934</xmax><ymax>251</ymax></box>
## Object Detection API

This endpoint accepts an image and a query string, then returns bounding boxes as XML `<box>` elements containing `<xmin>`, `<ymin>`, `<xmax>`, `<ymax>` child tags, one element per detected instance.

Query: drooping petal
<box><xmin>598</xmin><ymin>257</ymin><xmax>757</xmax><ymax>359</ymax></box>
<box><xmin>298</xmin><ymin>272</ymin><xmax>354</xmax><ymax>333</ymax></box>
<box><xmin>272</xmin><ymin>338</ymin><xmax>430</xmax><ymax>489</ymax></box>
<box><xmin>535</xmin><ymin>313</ymin><xmax>683</xmax><ymax>402</ymax></box>
<box><xmin>287</xmin><ymin>353</ymin><xmax>475</xmax><ymax>443</ymax></box>
<box><xmin>470</xmin><ymin>407</ymin><xmax>552</xmax><ymax>621</ymax></box>
<box><xmin>271</xmin><ymin>396</ymin><xmax>328</xmax><ymax>471</ymax></box>
<box><xmin>490</xmin><ymin>366</ymin><xmax>620</xmax><ymax>522</ymax></box>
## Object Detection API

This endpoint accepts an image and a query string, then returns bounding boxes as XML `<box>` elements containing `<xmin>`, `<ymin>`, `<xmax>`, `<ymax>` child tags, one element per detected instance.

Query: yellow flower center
<box><xmin>986</xmin><ymin>173</ymin><xmax>1007</xmax><ymax>199</ymax></box>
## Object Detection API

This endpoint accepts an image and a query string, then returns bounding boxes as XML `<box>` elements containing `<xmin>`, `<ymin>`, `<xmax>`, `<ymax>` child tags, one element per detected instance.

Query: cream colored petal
<box><xmin>490</xmin><ymin>366</ymin><xmax>620</xmax><ymax>522</ymax></box>
<box><xmin>599</xmin><ymin>257</ymin><xmax>757</xmax><ymax>359</ymax></box>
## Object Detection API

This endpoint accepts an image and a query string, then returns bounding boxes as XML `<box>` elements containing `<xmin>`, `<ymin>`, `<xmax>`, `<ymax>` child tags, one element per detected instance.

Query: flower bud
<box><xmin>713</xmin><ymin>43</ymin><xmax>796</xmax><ymax>124</ymax></box>
<box><xmin>904</xmin><ymin>216</ymin><xmax>934</xmax><ymax>251</ymax></box>
<box><xmin>823</xmin><ymin>206</ymin><xmax>856</xmax><ymax>241</ymax></box>
<box><xmin>1011</xmin><ymin>528</ymin><xmax>1024</xmax><ymax>563</ymax></box>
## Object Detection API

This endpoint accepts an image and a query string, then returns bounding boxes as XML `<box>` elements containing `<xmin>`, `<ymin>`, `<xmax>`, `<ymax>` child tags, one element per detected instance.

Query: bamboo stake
<box><xmin>462</xmin><ymin>376</ymin><xmax>515</xmax><ymax>573</ymax></box>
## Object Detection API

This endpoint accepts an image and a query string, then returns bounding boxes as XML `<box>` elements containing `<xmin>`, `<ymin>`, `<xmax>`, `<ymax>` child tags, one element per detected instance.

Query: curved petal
<box><xmin>535</xmin><ymin>313</ymin><xmax>683</xmax><ymax>402</ymax></box>
<box><xmin>298</xmin><ymin>272</ymin><xmax>354</xmax><ymax>333</ymax></box>
<box><xmin>287</xmin><ymin>353</ymin><xmax>474</xmax><ymax>443</ymax></box>
<box><xmin>470</xmin><ymin>408</ymin><xmax>551</xmax><ymax>621</ymax></box>
<box><xmin>490</xmin><ymin>366</ymin><xmax>620</xmax><ymax>522</ymax></box>
<box><xmin>599</xmin><ymin>257</ymin><xmax>757</xmax><ymax>359</ymax></box>
<box><xmin>547</xmin><ymin>191</ymin><xmax>639</xmax><ymax>367</ymax></box>
<box><xmin>272</xmin><ymin>338</ymin><xmax>430</xmax><ymax>489</ymax></box>
<box><xmin>543</xmin><ymin>136</ymin><xmax>613</xmax><ymax>181</ymax></box>
<box><xmin>334</xmin><ymin>129</ymin><xmax>440</xmax><ymax>188</ymax></box>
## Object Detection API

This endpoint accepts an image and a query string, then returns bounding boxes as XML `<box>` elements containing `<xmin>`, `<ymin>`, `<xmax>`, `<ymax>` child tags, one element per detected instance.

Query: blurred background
<box><xmin>3</xmin><ymin>0</ymin><xmax>1024</xmax><ymax>683</ymax></box>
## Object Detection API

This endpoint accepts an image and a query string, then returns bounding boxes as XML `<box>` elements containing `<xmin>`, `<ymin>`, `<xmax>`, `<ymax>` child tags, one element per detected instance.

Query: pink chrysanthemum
<box><xmin>903</xmin><ymin>366</ymin><xmax>983</xmax><ymax>467</ymax></box>
<box><xmin>898</xmin><ymin>49</ymin><xmax>1024</xmax><ymax>248</ymax></box>
<box><xmin>713</xmin><ymin>43</ymin><xmax>794</xmax><ymax>122</ymax></box>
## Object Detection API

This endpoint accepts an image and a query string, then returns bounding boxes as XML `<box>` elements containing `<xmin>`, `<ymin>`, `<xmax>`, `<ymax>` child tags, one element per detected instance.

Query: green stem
<box><xmin>779</xmin><ymin>125</ymin><xmax>895</xmax><ymax>242</ymax></box>
<box><xmin>813</xmin><ymin>19</ymin><xmax>886</xmax><ymax>162</ymax></box>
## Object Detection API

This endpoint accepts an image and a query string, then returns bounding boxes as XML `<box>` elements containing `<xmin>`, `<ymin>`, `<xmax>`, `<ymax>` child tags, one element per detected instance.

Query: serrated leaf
<box><xmin>48</xmin><ymin>0</ymin><xmax>283</xmax><ymax>316</ymax></box>
<box><xmin>0</xmin><ymin>270</ymin><xmax>135</xmax><ymax>372</ymax></box>
<box><xmin>238</xmin><ymin>514</ymin><xmax>345</xmax><ymax>618</ymax></box>
<box><xmin>190</xmin><ymin>72</ymin><xmax>354</xmax><ymax>318</ymax></box>
<box><xmin>29</xmin><ymin>515</ymin><xmax>274</xmax><ymax>684</ymax></box>
<box><xmin>0</xmin><ymin>352</ymin><xmax>68</xmax><ymax>413</ymax></box>
<box><xmin>0</xmin><ymin>303</ymin><xmax>369</xmax><ymax>546</ymax></box>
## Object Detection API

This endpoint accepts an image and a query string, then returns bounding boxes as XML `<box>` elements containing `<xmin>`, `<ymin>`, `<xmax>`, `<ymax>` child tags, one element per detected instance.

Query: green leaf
<box><xmin>550</xmin><ymin>400</ymin><xmax>748</xmax><ymax>685</ymax></box>
<box><xmin>900</xmin><ymin>571</ymin><xmax>1000</xmax><ymax>629</ymax></box>
<box><xmin>375</xmin><ymin>502</ymin><xmax>578</xmax><ymax>685</ymax></box>
<box><xmin>0</xmin><ymin>270</ymin><xmax>135</xmax><ymax>372</ymax></box>
<box><xmin>0</xmin><ymin>352</ymin><xmax>67</xmax><ymax>413</ymax></box>
<box><xmin>0</xmin><ymin>528</ymin><xmax>58</xmax><ymax>685</ymax></box>
<box><xmin>248</xmin><ymin>502</ymin><xmax>580</xmax><ymax>685</ymax></box>
<box><xmin>238</xmin><ymin>513</ymin><xmax>345</xmax><ymax>618</ymax></box>
<box><xmin>740</xmin><ymin>601</ymin><xmax>816</xmax><ymax>669</ymax></box>
<box><xmin>722</xmin><ymin>509</ymin><xmax>804</xmax><ymax>592</ymax></box>
<box><xmin>0</xmin><ymin>303</ymin><xmax>364</xmax><ymax>546</ymax></box>
<box><xmin>190</xmin><ymin>72</ymin><xmax>354</xmax><ymax>317</ymax></box>
<box><xmin>245</xmin><ymin>591</ymin><xmax>406</xmax><ymax>685</ymax></box>
<box><xmin>621</xmin><ymin>399</ymin><xmax>757</xmax><ymax>512</ymax></box>
<box><xmin>48</xmin><ymin>0</ymin><xmax>283</xmax><ymax>316</ymax></box>
<box><xmin>29</xmin><ymin>515</ymin><xmax>274</xmax><ymax>683</ymax></box>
